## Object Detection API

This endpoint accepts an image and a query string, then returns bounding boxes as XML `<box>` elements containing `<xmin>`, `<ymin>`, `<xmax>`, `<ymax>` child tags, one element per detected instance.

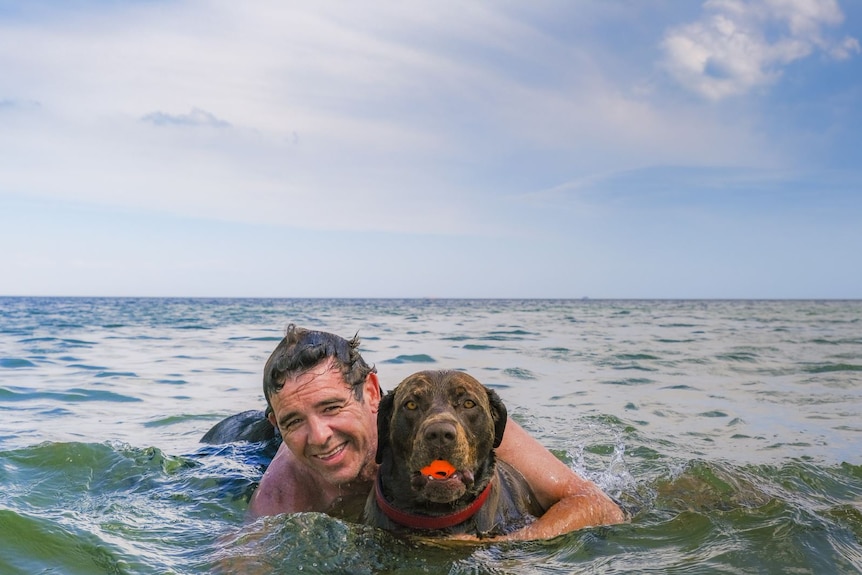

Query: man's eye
<box><xmin>462</xmin><ymin>399</ymin><xmax>476</xmax><ymax>409</ymax></box>
<box><xmin>404</xmin><ymin>400</ymin><xmax>418</xmax><ymax>410</ymax></box>
<box><xmin>324</xmin><ymin>404</ymin><xmax>343</xmax><ymax>413</ymax></box>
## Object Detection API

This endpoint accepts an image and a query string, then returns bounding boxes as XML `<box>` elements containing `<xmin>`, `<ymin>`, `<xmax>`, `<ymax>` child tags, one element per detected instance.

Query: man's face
<box><xmin>267</xmin><ymin>358</ymin><xmax>381</xmax><ymax>487</ymax></box>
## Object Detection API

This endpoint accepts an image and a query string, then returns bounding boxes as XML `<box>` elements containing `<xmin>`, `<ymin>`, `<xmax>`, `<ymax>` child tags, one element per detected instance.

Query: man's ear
<box><xmin>375</xmin><ymin>390</ymin><xmax>395</xmax><ymax>464</ymax></box>
<box><xmin>365</xmin><ymin>373</ymin><xmax>382</xmax><ymax>413</ymax></box>
<box><xmin>486</xmin><ymin>388</ymin><xmax>508</xmax><ymax>448</ymax></box>
<box><xmin>267</xmin><ymin>409</ymin><xmax>277</xmax><ymax>429</ymax></box>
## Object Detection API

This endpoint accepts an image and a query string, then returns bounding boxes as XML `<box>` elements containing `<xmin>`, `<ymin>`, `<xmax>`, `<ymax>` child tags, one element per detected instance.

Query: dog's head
<box><xmin>376</xmin><ymin>370</ymin><xmax>507</xmax><ymax>504</ymax></box>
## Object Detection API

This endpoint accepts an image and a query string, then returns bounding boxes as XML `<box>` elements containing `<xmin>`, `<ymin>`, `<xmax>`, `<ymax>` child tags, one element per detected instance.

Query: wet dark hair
<box><xmin>263</xmin><ymin>324</ymin><xmax>376</xmax><ymax>413</ymax></box>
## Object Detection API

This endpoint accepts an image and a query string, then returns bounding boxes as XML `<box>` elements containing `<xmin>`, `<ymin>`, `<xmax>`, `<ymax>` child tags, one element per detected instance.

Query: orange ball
<box><xmin>420</xmin><ymin>460</ymin><xmax>456</xmax><ymax>479</ymax></box>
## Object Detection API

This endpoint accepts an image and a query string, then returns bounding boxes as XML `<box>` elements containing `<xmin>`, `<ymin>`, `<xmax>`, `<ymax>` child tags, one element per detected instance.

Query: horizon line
<box><xmin>1</xmin><ymin>295</ymin><xmax>860</xmax><ymax>302</ymax></box>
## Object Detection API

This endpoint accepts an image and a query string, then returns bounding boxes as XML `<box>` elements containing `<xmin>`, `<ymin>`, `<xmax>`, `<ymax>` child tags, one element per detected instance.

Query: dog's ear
<box><xmin>486</xmin><ymin>387</ymin><xmax>508</xmax><ymax>448</ymax></box>
<box><xmin>375</xmin><ymin>390</ymin><xmax>395</xmax><ymax>464</ymax></box>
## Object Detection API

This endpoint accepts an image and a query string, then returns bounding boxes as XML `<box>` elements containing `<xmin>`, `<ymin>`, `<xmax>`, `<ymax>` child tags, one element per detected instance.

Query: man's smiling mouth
<box><xmin>312</xmin><ymin>442</ymin><xmax>347</xmax><ymax>461</ymax></box>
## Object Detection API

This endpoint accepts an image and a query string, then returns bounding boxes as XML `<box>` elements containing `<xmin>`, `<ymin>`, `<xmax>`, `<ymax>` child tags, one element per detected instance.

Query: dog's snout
<box><xmin>423</xmin><ymin>420</ymin><xmax>457</xmax><ymax>447</ymax></box>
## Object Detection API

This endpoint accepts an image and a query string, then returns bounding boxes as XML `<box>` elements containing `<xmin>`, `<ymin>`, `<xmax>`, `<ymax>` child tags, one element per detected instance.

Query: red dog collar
<box><xmin>374</xmin><ymin>475</ymin><xmax>493</xmax><ymax>530</ymax></box>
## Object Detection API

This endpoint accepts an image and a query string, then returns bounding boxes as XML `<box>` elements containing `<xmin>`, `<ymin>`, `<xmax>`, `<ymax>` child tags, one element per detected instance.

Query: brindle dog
<box><xmin>363</xmin><ymin>370</ymin><xmax>544</xmax><ymax>537</ymax></box>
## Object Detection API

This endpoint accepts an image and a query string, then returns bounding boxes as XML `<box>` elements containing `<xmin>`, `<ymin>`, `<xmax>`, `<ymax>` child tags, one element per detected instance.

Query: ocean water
<box><xmin>1</xmin><ymin>297</ymin><xmax>860</xmax><ymax>574</ymax></box>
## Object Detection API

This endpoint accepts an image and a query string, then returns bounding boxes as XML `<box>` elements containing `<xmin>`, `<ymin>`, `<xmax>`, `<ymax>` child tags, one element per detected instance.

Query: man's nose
<box><xmin>306</xmin><ymin>415</ymin><xmax>333</xmax><ymax>445</ymax></box>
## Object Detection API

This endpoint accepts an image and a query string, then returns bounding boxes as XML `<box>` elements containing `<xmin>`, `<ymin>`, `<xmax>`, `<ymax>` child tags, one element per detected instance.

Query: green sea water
<box><xmin>1</xmin><ymin>298</ymin><xmax>860</xmax><ymax>574</ymax></box>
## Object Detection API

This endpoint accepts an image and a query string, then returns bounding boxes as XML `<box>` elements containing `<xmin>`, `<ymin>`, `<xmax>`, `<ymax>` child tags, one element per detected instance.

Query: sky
<box><xmin>1</xmin><ymin>0</ymin><xmax>860</xmax><ymax>299</ymax></box>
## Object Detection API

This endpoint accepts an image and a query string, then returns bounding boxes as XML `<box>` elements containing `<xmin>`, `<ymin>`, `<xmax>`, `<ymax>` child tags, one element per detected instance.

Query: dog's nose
<box><xmin>423</xmin><ymin>421</ymin><xmax>457</xmax><ymax>447</ymax></box>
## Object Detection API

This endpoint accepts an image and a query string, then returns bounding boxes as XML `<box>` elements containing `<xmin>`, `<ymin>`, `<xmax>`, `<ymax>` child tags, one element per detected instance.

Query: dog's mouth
<box><xmin>410</xmin><ymin>461</ymin><xmax>475</xmax><ymax>503</ymax></box>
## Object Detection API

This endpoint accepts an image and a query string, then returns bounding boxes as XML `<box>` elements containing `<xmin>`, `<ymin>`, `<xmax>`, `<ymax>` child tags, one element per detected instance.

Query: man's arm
<box><xmin>494</xmin><ymin>419</ymin><xmax>626</xmax><ymax>540</ymax></box>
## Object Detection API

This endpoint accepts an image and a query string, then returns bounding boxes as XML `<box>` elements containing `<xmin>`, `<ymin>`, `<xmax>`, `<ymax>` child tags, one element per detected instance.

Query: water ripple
<box><xmin>0</xmin><ymin>358</ymin><xmax>37</xmax><ymax>368</ymax></box>
<box><xmin>381</xmin><ymin>354</ymin><xmax>436</xmax><ymax>364</ymax></box>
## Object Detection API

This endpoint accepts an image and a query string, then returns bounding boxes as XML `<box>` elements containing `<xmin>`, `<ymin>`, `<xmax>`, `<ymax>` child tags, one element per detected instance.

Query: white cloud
<box><xmin>828</xmin><ymin>35</ymin><xmax>861</xmax><ymax>59</ymax></box>
<box><xmin>141</xmin><ymin>108</ymin><xmax>231</xmax><ymax>129</ymax></box>
<box><xmin>661</xmin><ymin>0</ymin><xmax>859</xmax><ymax>99</ymax></box>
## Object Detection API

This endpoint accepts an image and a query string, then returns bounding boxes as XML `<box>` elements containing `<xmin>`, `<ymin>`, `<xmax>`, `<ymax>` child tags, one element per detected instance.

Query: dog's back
<box><xmin>472</xmin><ymin>460</ymin><xmax>544</xmax><ymax>535</ymax></box>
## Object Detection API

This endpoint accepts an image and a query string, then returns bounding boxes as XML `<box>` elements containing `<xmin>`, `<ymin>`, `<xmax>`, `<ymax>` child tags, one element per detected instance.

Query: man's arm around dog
<box><xmin>489</xmin><ymin>420</ymin><xmax>626</xmax><ymax>541</ymax></box>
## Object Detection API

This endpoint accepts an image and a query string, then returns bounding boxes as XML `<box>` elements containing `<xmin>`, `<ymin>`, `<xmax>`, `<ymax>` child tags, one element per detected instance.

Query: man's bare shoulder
<box><xmin>247</xmin><ymin>444</ymin><xmax>314</xmax><ymax>519</ymax></box>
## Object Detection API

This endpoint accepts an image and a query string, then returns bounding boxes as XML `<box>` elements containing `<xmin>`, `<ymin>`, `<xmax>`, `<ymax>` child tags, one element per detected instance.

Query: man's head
<box><xmin>263</xmin><ymin>324</ymin><xmax>377</xmax><ymax>412</ymax></box>
<box><xmin>263</xmin><ymin>324</ymin><xmax>381</xmax><ymax>487</ymax></box>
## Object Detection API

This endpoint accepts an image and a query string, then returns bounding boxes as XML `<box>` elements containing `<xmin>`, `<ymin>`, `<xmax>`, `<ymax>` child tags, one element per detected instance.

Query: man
<box><xmin>247</xmin><ymin>324</ymin><xmax>625</xmax><ymax>540</ymax></box>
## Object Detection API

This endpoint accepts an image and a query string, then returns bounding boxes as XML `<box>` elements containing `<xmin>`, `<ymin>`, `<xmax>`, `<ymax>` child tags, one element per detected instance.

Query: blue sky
<box><xmin>1</xmin><ymin>0</ymin><xmax>860</xmax><ymax>298</ymax></box>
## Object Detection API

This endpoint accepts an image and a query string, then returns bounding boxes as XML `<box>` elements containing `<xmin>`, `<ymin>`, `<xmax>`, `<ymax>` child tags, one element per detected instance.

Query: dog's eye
<box><xmin>404</xmin><ymin>400</ymin><xmax>418</xmax><ymax>410</ymax></box>
<box><xmin>462</xmin><ymin>399</ymin><xmax>476</xmax><ymax>409</ymax></box>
